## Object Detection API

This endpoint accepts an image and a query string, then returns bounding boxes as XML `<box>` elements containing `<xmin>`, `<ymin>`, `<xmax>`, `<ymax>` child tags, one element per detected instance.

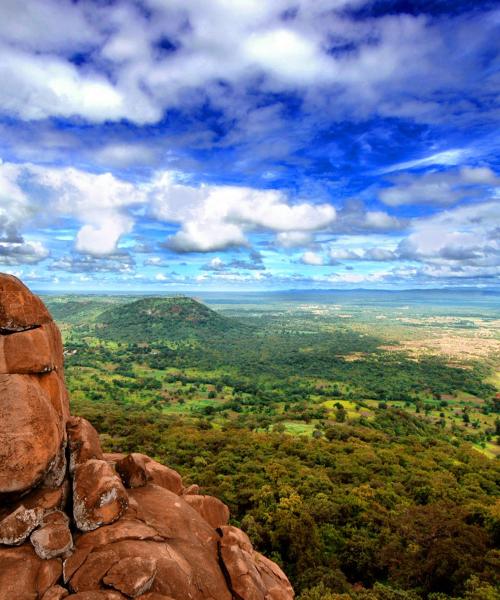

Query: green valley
<box><xmin>43</xmin><ymin>290</ymin><xmax>500</xmax><ymax>600</ymax></box>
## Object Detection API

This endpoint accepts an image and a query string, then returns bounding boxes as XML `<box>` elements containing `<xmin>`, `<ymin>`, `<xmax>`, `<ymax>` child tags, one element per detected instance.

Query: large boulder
<box><xmin>73</xmin><ymin>460</ymin><xmax>128</xmax><ymax>532</ymax></box>
<box><xmin>0</xmin><ymin>374</ymin><xmax>64</xmax><ymax>497</ymax></box>
<box><xmin>0</xmin><ymin>274</ymin><xmax>51</xmax><ymax>332</ymax></box>
<box><xmin>0</xmin><ymin>274</ymin><xmax>68</xmax><ymax>500</ymax></box>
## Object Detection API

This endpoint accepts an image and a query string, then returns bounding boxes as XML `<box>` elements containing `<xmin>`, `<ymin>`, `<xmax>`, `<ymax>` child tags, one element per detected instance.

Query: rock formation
<box><xmin>0</xmin><ymin>274</ymin><xmax>295</xmax><ymax>600</ymax></box>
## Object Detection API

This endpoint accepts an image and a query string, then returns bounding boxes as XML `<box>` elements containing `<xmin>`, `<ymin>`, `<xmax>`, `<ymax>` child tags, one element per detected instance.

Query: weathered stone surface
<box><xmin>0</xmin><ymin>505</ymin><xmax>43</xmax><ymax>545</ymax></box>
<box><xmin>75</xmin><ymin>518</ymin><xmax>161</xmax><ymax>549</ymax></box>
<box><xmin>31</xmin><ymin>510</ymin><xmax>73</xmax><ymax>559</ymax></box>
<box><xmin>67</xmin><ymin>417</ymin><xmax>104</xmax><ymax>474</ymax></box>
<box><xmin>102</xmin><ymin>453</ymin><xmax>126</xmax><ymax>466</ymax></box>
<box><xmin>103</xmin><ymin>556</ymin><xmax>157</xmax><ymax>597</ymax></box>
<box><xmin>0</xmin><ymin>373</ymin><xmax>63</xmax><ymax>496</ymax></box>
<box><xmin>66</xmin><ymin>593</ymin><xmax>127</xmax><ymax>599</ymax></box>
<box><xmin>181</xmin><ymin>484</ymin><xmax>199</xmax><ymax>495</ymax></box>
<box><xmin>219</xmin><ymin>526</ymin><xmax>295</xmax><ymax>600</ymax></box>
<box><xmin>0</xmin><ymin>321</ymin><xmax>63</xmax><ymax>374</ymax></box>
<box><xmin>115</xmin><ymin>453</ymin><xmax>149</xmax><ymax>488</ymax></box>
<box><xmin>0</xmin><ymin>544</ymin><xmax>62</xmax><ymax>600</ymax></box>
<box><xmin>73</xmin><ymin>459</ymin><xmax>128</xmax><ymax>531</ymax></box>
<box><xmin>39</xmin><ymin>370</ymin><xmax>70</xmax><ymax>422</ymax></box>
<box><xmin>145</xmin><ymin>460</ymin><xmax>183</xmax><ymax>495</ymax></box>
<box><xmin>116</xmin><ymin>453</ymin><xmax>183</xmax><ymax>495</ymax></box>
<box><xmin>137</xmin><ymin>594</ymin><xmax>176</xmax><ymax>600</ymax></box>
<box><xmin>69</xmin><ymin>548</ymin><xmax>120</xmax><ymax>592</ymax></box>
<box><xmin>0</xmin><ymin>273</ymin><xmax>51</xmax><ymax>331</ymax></box>
<box><xmin>21</xmin><ymin>480</ymin><xmax>69</xmax><ymax>512</ymax></box>
<box><xmin>43</xmin><ymin>443</ymin><xmax>69</xmax><ymax>489</ymax></box>
<box><xmin>183</xmin><ymin>494</ymin><xmax>230</xmax><ymax>529</ymax></box>
<box><xmin>42</xmin><ymin>585</ymin><xmax>69</xmax><ymax>600</ymax></box>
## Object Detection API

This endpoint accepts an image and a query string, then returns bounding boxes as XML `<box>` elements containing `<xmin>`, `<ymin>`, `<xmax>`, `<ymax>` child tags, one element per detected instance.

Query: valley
<box><xmin>45</xmin><ymin>289</ymin><xmax>500</xmax><ymax>458</ymax></box>
<box><xmin>40</xmin><ymin>289</ymin><xmax>500</xmax><ymax>600</ymax></box>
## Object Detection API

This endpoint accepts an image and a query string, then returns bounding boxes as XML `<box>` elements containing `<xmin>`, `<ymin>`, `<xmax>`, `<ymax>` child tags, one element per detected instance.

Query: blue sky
<box><xmin>0</xmin><ymin>0</ymin><xmax>498</xmax><ymax>291</ymax></box>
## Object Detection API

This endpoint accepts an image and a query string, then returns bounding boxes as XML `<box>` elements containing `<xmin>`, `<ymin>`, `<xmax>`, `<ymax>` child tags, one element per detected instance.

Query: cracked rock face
<box><xmin>0</xmin><ymin>273</ymin><xmax>294</xmax><ymax>600</ymax></box>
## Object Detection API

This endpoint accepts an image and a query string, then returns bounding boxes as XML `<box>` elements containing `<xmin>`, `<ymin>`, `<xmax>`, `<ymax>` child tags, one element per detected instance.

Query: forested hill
<box><xmin>93</xmin><ymin>296</ymin><xmax>249</xmax><ymax>342</ymax></box>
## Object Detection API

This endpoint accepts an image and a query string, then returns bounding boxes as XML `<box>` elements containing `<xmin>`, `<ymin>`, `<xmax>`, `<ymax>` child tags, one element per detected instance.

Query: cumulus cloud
<box><xmin>0</xmin><ymin>160</ymin><xmax>338</xmax><ymax>258</ymax></box>
<box><xmin>148</xmin><ymin>172</ymin><xmax>336</xmax><ymax>251</ymax></box>
<box><xmin>166</xmin><ymin>220</ymin><xmax>248</xmax><ymax>253</ymax></box>
<box><xmin>0</xmin><ymin>161</ymin><xmax>138</xmax><ymax>257</ymax></box>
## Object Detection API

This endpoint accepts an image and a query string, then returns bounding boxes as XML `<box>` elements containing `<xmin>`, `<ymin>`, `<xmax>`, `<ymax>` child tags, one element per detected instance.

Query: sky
<box><xmin>0</xmin><ymin>0</ymin><xmax>499</xmax><ymax>292</ymax></box>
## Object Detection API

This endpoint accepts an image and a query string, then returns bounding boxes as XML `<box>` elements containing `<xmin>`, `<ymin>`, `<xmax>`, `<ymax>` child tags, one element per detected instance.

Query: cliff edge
<box><xmin>0</xmin><ymin>273</ymin><xmax>294</xmax><ymax>600</ymax></box>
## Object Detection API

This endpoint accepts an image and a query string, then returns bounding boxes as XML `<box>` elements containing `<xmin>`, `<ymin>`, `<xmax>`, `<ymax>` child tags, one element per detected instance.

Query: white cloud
<box><xmin>0</xmin><ymin>240</ymin><xmax>49</xmax><ymax>265</ymax></box>
<box><xmin>376</xmin><ymin>148</ymin><xmax>471</xmax><ymax>174</ymax></box>
<box><xmin>167</xmin><ymin>220</ymin><xmax>248</xmax><ymax>253</ymax></box>
<box><xmin>148</xmin><ymin>172</ymin><xmax>336</xmax><ymax>251</ymax></box>
<box><xmin>379</xmin><ymin>166</ymin><xmax>499</xmax><ymax>207</ymax></box>
<box><xmin>276</xmin><ymin>231</ymin><xmax>314</xmax><ymax>248</ymax></box>
<box><xmin>301</xmin><ymin>251</ymin><xmax>324</xmax><ymax>265</ymax></box>
<box><xmin>94</xmin><ymin>144</ymin><xmax>158</xmax><ymax>168</ymax></box>
<box><xmin>75</xmin><ymin>214</ymin><xmax>134</xmax><ymax>257</ymax></box>
<box><xmin>396</xmin><ymin>200</ymin><xmax>500</xmax><ymax>278</ymax></box>
<box><xmin>0</xmin><ymin>0</ymin><xmax>495</xmax><ymax>126</ymax></box>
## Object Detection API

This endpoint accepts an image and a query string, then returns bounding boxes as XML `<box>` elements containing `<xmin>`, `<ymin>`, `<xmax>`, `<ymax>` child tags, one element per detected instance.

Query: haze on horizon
<box><xmin>0</xmin><ymin>0</ymin><xmax>498</xmax><ymax>292</ymax></box>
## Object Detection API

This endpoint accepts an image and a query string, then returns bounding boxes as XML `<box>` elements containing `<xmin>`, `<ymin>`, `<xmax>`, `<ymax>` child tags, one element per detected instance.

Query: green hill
<box><xmin>94</xmin><ymin>296</ymin><xmax>248</xmax><ymax>343</ymax></box>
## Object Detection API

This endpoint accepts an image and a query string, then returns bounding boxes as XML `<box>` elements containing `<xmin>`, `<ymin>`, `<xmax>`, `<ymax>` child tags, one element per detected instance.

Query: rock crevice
<box><xmin>0</xmin><ymin>274</ymin><xmax>294</xmax><ymax>600</ymax></box>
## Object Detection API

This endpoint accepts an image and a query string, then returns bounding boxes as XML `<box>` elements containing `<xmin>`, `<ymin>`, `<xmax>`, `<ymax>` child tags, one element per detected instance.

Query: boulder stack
<box><xmin>0</xmin><ymin>274</ymin><xmax>294</xmax><ymax>600</ymax></box>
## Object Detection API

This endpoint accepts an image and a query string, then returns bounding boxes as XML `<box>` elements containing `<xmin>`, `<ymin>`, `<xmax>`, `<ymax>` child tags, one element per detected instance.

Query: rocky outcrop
<box><xmin>0</xmin><ymin>274</ymin><xmax>294</xmax><ymax>600</ymax></box>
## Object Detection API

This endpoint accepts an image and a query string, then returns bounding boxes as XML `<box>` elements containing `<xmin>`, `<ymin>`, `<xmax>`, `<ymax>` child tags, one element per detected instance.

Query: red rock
<box><xmin>69</xmin><ymin>548</ymin><xmax>120</xmax><ymax>592</ymax></box>
<box><xmin>31</xmin><ymin>510</ymin><xmax>73</xmax><ymax>559</ymax></box>
<box><xmin>103</xmin><ymin>453</ymin><xmax>126</xmax><ymax>466</ymax></box>
<box><xmin>0</xmin><ymin>274</ymin><xmax>51</xmax><ymax>331</ymax></box>
<box><xmin>0</xmin><ymin>544</ymin><xmax>61</xmax><ymax>600</ymax></box>
<box><xmin>43</xmin><ymin>443</ymin><xmax>69</xmax><ymax>489</ymax></box>
<box><xmin>128</xmin><ymin>485</ymin><xmax>217</xmax><ymax>544</ymax></box>
<box><xmin>145</xmin><ymin>460</ymin><xmax>183</xmax><ymax>495</ymax></box>
<box><xmin>181</xmin><ymin>484</ymin><xmax>199</xmax><ymax>495</ymax></box>
<box><xmin>219</xmin><ymin>526</ymin><xmax>294</xmax><ymax>600</ymax></box>
<box><xmin>73</xmin><ymin>459</ymin><xmax>128</xmax><ymax>531</ymax></box>
<box><xmin>0</xmin><ymin>373</ymin><xmax>63</xmax><ymax>496</ymax></box>
<box><xmin>22</xmin><ymin>480</ymin><xmax>69</xmax><ymax>512</ymax></box>
<box><xmin>116</xmin><ymin>454</ymin><xmax>183</xmax><ymax>495</ymax></box>
<box><xmin>1</xmin><ymin>323</ymin><xmax>62</xmax><ymax>374</ymax></box>
<box><xmin>67</xmin><ymin>417</ymin><xmax>104</xmax><ymax>474</ymax></box>
<box><xmin>75</xmin><ymin>518</ymin><xmax>161</xmax><ymax>549</ymax></box>
<box><xmin>137</xmin><ymin>595</ymin><xmax>176</xmax><ymax>600</ymax></box>
<box><xmin>0</xmin><ymin>504</ymin><xmax>43</xmax><ymax>545</ymax></box>
<box><xmin>103</xmin><ymin>556</ymin><xmax>157</xmax><ymax>597</ymax></box>
<box><xmin>75</xmin><ymin>539</ymin><xmax>232</xmax><ymax>600</ymax></box>
<box><xmin>116</xmin><ymin>453</ymin><xmax>149</xmax><ymax>488</ymax></box>
<box><xmin>39</xmin><ymin>370</ymin><xmax>70</xmax><ymax>422</ymax></box>
<box><xmin>42</xmin><ymin>585</ymin><xmax>69</xmax><ymax>600</ymax></box>
<box><xmin>66</xmin><ymin>593</ymin><xmax>127</xmax><ymax>599</ymax></box>
<box><xmin>63</xmin><ymin>547</ymin><xmax>93</xmax><ymax>584</ymax></box>
<box><xmin>183</xmin><ymin>494</ymin><xmax>230</xmax><ymax>529</ymax></box>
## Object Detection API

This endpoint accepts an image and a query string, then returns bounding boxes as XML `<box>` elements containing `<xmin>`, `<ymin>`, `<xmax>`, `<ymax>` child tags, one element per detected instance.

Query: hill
<box><xmin>94</xmin><ymin>296</ymin><xmax>249</xmax><ymax>342</ymax></box>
